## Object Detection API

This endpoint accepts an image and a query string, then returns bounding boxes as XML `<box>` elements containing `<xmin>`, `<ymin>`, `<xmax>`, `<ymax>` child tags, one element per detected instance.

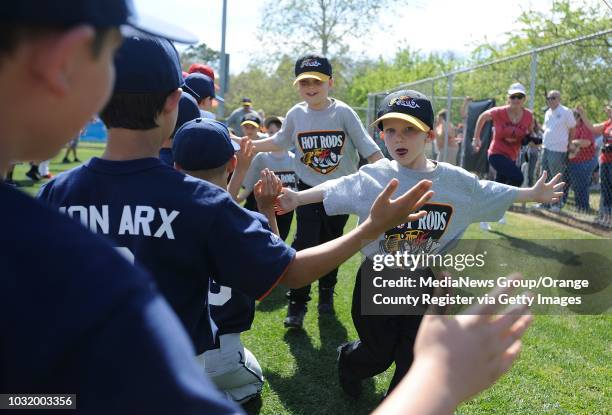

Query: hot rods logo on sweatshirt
<box><xmin>379</xmin><ymin>203</ymin><xmax>454</xmax><ymax>255</ymax></box>
<box><xmin>297</xmin><ymin>130</ymin><xmax>345</xmax><ymax>174</ymax></box>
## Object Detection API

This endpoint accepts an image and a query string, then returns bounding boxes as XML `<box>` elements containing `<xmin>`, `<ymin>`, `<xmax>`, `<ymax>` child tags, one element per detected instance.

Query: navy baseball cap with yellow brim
<box><xmin>240</xmin><ymin>114</ymin><xmax>262</xmax><ymax>129</ymax></box>
<box><xmin>293</xmin><ymin>54</ymin><xmax>332</xmax><ymax>85</ymax></box>
<box><xmin>1</xmin><ymin>0</ymin><xmax>198</xmax><ymax>44</ymax></box>
<box><xmin>372</xmin><ymin>90</ymin><xmax>434</xmax><ymax>132</ymax></box>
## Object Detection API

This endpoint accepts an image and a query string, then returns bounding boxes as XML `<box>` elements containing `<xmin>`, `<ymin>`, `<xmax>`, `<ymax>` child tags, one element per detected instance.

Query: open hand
<box><xmin>531</xmin><ymin>171</ymin><xmax>564</xmax><ymax>203</ymax></box>
<box><xmin>364</xmin><ymin>179</ymin><xmax>434</xmax><ymax>238</ymax></box>
<box><xmin>236</xmin><ymin>137</ymin><xmax>255</xmax><ymax>171</ymax></box>
<box><xmin>275</xmin><ymin>187</ymin><xmax>299</xmax><ymax>215</ymax></box>
<box><xmin>254</xmin><ymin>169</ymin><xmax>282</xmax><ymax>213</ymax></box>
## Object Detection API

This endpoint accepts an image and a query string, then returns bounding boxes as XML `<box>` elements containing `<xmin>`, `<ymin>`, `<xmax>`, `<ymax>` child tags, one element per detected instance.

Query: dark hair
<box><xmin>100</xmin><ymin>90</ymin><xmax>175</xmax><ymax>130</ymax></box>
<box><xmin>267</xmin><ymin>120</ymin><xmax>282</xmax><ymax>130</ymax></box>
<box><xmin>0</xmin><ymin>24</ymin><xmax>112</xmax><ymax>62</ymax></box>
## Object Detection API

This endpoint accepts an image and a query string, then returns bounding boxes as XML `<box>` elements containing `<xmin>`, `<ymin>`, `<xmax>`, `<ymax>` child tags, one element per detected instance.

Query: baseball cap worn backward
<box><xmin>113</xmin><ymin>29</ymin><xmax>183</xmax><ymax>93</ymax></box>
<box><xmin>294</xmin><ymin>54</ymin><xmax>332</xmax><ymax>85</ymax></box>
<box><xmin>173</xmin><ymin>118</ymin><xmax>240</xmax><ymax>171</ymax></box>
<box><xmin>1</xmin><ymin>0</ymin><xmax>198</xmax><ymax>44</ymax></box>
<box><xmin>172</xmin><ymin>92</ymin><xmax>201</xmax><ymax>138</ymax></box>
<box><xmin>373</xmin><ymin>90</ymin><xmax>434</xmax><ymax>132</ymax></box>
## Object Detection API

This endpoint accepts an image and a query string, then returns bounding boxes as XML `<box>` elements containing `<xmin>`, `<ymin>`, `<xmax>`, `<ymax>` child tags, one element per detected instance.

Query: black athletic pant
<box><xmin>342</xmin><ymin>260</ymin><xmax>431</xmax><ymax>393</ymax></box>
<box><xmin>287</xmin><ymin>180</ymin><xmax>349</xmax><ymax>303</ymax></box>
<box><xmin>244</xmin><ymin>193</ymin><xmax>294</xmax><ymax>241</ymax></box>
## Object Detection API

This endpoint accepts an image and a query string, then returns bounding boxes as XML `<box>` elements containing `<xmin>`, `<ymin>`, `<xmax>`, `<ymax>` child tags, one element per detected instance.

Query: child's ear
<box><xmin>426</xmin><ymin>130</ymin><xmax>435</xmax><ymax>141</ymax></box>
<box><xmin>227</xmin><ymin>155</ymin><xmax>238</xmax><ymax>174</ymax></box>
<box><xmin>328</xmin><ymin>78</ymin><xmax>334</xmax><ymax>88</ymax></box>
<box><xmin>174</xmin><ymin>162</ymin><xmax>182</xmax><ymax>172</ymax></box>
<box><xmin>163</xmin><ymin>89</ymin><xmax>182</xmax><ymax>114</ymax></box>
<box><xmin>31</xmin><ymin>25</ymin><xmax>95</xmax><ymax>96</ymax></box>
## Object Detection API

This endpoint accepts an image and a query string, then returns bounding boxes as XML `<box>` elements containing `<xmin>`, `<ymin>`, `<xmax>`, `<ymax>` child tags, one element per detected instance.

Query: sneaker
<box><xmin>534</xmin><ymin>203</ymin><xmax>548</xmax><ymax>209</ymax></box>
<box><xmin>74</xmin><ymin>158</ymin><xmax>81</xmax><ymax>163</ymax></box>
<box><xmin>25</xmin><ymin>168</ymin><xmax>40</xmax><ymax>182</ymax></box>
<box><xmin>62</xmin><ymin>157</ymin><xmax>70</xmax><ymax>164</ymax></box>
<box><xmin>318</xmin><ymin>287</ymin><xmax>335</xmax><ymax>314</ymax></box>
<box><xmin>498</xmin><ymin>215</ymin><xmax>506</xmax><ymax>225</ymax></box>
<box><xmin>479</xmin><ymin>222</ymin><xmax>492</xmax><ymax>231</ymax></box>
<box><xmin>337</xmin><ymin>342</ymin><xmax>362</xmax><ymax>398</ymax></box>
<box><xmin>549</xmin><ymin>206</ymin><xmax>561</xmax><ymax>213</ymax></box>
<box><xmin>283</xmin><ymin>301</ymin><xmax>306</xmax><ymax>329</ymax></box>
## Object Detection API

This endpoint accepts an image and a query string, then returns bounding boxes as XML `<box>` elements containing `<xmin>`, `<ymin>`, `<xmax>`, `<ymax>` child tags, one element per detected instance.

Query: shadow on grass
<box><xmin>265</xmin><ymin>313</ymin><xmax>381</xmax><ymax>415</ymax></box>
<box><xmin>488</xmin><ymin>230</ymin><xmax>581</xmax><ymax>266</ymax></box>
<box><xmin>256</xmin><ymin>284</ymin><xmax>287</xmax><ymax>312</ymax></box>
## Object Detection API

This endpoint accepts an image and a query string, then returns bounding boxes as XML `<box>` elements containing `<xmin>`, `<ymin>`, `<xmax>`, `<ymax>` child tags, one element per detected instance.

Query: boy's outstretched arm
<box><xmin>275</xmin><ymin>185</ymin><xmax>327</xmax><ymax>214</ymax></box>
<box><xmin>515</xmin><ymin>171</ymin><xmax>564</xmax><ymax>203</ymax></box>
<box><xmin>280</xmin><ymin>179</ymin><xmax>434</xmax><ymax>288</ymax></box>
<box><xmin>373</xmin><ymin>274</ymin><xmax>533</xmax><ymax>415</ymax></box>
<box><xmin>252</xmin><ymin>136</ymin><xmax>283</xmax><ymax>153</ymax></box>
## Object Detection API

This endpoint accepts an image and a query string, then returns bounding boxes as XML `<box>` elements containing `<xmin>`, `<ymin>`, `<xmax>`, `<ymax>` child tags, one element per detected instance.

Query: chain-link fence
<box><xmin>366</xmin><ymin>29</ymin><xmax>612</xmax><ymax>234</ymax></box>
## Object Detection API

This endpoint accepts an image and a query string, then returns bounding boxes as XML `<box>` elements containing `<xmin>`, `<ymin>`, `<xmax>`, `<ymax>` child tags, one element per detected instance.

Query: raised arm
<box><xmin>472</xmin><ymin>109</ymin><xmax>494</xmax><ymax>152</ymax></box>
<box><xmin>253</xmin><ymin>169</ymin><xmax>282</xmax><ymax>237</ymax></box>
<box><xmin>227</xmin><ymin>138</ymin><xmax>255</xmax><ymax>201</ymax></box>
<box><xmin>280</xmin><ymin>179</ymin><xmax>434</xmax><ymax>288</ymax></box>
<box><xmin>575</xmin><ymin>105</ymin><xmax>606</xmax><ymax>135</ymax></box>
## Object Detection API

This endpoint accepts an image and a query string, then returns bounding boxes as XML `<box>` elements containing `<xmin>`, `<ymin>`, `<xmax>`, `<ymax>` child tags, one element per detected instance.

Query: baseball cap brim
<box><xmin>293</xmin><ymin>72</ymin><xmax>331</xmax><ymax>85</ymax></box>
<box><xmin>125</xmin><ymin>13</ymin><xmax>198</xmax><ymax>44</ymax></box>
<box><xmin>215</xmin><ymin>94</ymin><xmax>225</xmax><ymax>103</ymax></box>
<box><xmin>241</xmin><ymin>121</ymin><xmax>260</xmax><ymax>128</ymax></box>
<box><xmin>371</xmin><ymin>113</ymin><xmax>430</xmax><ymax>132</ymax></box>
<box><xmin>230</xmin><ymin>140</ymin><xmax>240</xmax><ymax>152</ymax></box>
<box><xmin>507</xmin><ymin>87</ymin><xmax>526</xmax><ymax>95</ymax></box>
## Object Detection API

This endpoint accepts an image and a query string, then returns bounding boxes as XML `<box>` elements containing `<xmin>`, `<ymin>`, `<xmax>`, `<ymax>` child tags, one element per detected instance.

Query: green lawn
<box><xmin>17</xmin><ymin>143</ymin><xmax>611</xmax><ymax>415</ymax></box>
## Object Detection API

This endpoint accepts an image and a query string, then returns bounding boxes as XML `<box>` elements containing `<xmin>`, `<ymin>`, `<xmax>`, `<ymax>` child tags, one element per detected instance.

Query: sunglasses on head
<box><xmin>510</xmin><ymin>94</ymin><xmax>525</xmax><ymax>100</ymax></box>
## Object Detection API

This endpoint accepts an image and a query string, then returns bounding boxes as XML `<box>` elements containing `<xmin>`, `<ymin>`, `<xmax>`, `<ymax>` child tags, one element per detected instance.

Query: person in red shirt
<box><xmin>567</xmin><ymin>111</ymin><xmax>597</xmax><ymax>212</ymax></box>
<box><xmin>576</xmin><ymin>102</ymin><xmax>612</xmax><ymax>227</ymax></box>
<box><xmin>472</xmin><ymin>83</ymin><xmax>534</xmax><ymax>187</ymax></box>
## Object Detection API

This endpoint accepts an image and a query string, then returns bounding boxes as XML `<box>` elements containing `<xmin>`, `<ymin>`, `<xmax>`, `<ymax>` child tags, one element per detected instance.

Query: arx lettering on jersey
<box><xmin>59</xmin><ymin>205</ymin><xmax>180</xmax><ymax>240</ymax></box>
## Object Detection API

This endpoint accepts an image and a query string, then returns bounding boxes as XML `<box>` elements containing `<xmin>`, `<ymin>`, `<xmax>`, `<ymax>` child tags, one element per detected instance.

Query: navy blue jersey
<box><xmin>1</xmin><ymin>183</ymin><xmax>241</xmax><ymax>414</ymax></box>
<box><xmin>159</xmin><ymin>147</ymin><xmax>174</xmax><ymax>166</ymax></box>
<box><xmin>38</xmin><ymin>157</ymin><xmax>295</xmax><ymax>353</ymax></box>
<box><xmin>207</xmin><ymin>212</ymin><xmax>271</xmax><ymax>337</ymax></box>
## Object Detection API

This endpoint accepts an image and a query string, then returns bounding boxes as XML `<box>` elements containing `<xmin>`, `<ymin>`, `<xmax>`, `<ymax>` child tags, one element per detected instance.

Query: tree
<box><xmin>258</xmin><ymin>0</ymin><xmax>399</xmax><ymax>57</ymax></box>
<box><xmin>179</xmin><ymin>43</ymin><xmax>220</xmax><ymax>72</ymax></box>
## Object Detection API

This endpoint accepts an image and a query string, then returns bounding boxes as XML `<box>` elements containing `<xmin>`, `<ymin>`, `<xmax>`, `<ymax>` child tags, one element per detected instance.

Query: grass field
<box><xmin>15</xmin><ymin>143</ymin><xmax>611</xmax><ymax>415</ymax></box>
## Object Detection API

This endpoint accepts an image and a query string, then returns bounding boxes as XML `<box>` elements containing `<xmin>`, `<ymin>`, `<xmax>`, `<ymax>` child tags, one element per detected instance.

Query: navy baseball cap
<box><xmin>183</xmin><ymin>73</ymin><xmax>224</xmax><ymax>103</ymax></box>
<box><xmin>173</xmin><ymin>118</ymin><xmax>241</xmax><ymax>170</ymax></box>
<box><xmin>294</xmin><ymin>54</ymin><xmax>332</xmax><ymax>85</ymax></box>
<box><xmin>113</xmin><ymin>29</ymin><xmax>182</xmax><ymax>93</ymax></box>
<box><xmin>373</xmin><ymin>90</ymin><xmax>434</xmax><ymax>132</ymax></box>
<box><xmin>1</xmin><ymin>0</ymin><xmax>198</xmax><ymax>44</ymax></box>
<box><xmin>241</xmin><ymin>97</ymin><xmax>253</xmax><ymax>107</ymax></box>
<box><xmin>172</xmin><ymin>92</ymin><xmax>201</xmax><ymax>138</ymax></box>
<box><xmin>241</xmin><ymin>113</ymin><xmax>262</xmax><ymax>129</ymax></box>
